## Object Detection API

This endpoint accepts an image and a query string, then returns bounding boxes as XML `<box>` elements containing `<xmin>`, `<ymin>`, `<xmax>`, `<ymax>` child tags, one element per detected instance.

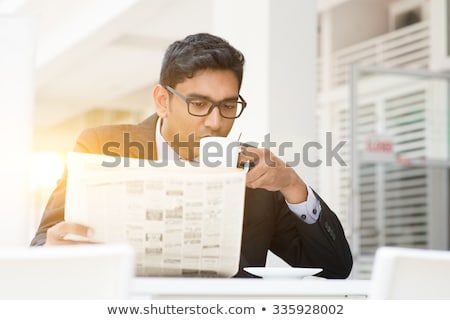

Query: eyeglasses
<box><xmin>165</xmin><ymin>85</ymin><xmax>246</xmax><ymax>119</ymax></box>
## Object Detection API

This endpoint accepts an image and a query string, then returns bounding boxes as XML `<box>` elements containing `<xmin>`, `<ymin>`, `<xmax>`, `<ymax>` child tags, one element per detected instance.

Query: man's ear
<box><xmin>153</xmin><ymin>85</ymin><xmax>169</xmax><ymax>118</ymax></box>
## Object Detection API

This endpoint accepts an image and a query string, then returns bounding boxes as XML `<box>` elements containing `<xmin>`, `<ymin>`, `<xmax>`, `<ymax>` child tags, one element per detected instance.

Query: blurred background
<box><xmin>0</xmin><ymin>0</ymin><xmax>448</xmax><ymax>280</ymax></box>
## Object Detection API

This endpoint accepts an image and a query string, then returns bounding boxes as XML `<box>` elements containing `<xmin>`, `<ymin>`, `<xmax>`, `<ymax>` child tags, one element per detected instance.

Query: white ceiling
<box><xmin>7</xmin><ymin>0</ymin><xmax>351</xmax><ymax>128</ymax></box>
<box><xmin>10</xmin><ymin>0</ymin><xmax>214</xmax><ymax>127</ymax></box>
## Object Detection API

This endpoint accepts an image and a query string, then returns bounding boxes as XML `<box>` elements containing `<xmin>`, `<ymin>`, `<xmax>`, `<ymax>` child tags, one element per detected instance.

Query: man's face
<box><xmin>159</xmin><ymin>69</ymin><xmax>239</xmax><ymax>160</ymax></box>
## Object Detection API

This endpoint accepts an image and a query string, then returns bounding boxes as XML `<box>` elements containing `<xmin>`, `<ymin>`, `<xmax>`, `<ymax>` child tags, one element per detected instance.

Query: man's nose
<box><xmin>204</xmin><ymin>106</ymin><xmax>223</xmax><ymax>130</ymax></box>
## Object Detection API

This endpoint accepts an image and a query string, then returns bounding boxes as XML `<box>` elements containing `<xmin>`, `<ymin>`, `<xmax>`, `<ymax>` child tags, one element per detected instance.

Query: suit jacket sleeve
<box><xmin>30</xmin><ymin>128</ymin><xmax>101</xmax><ymax>246</ymax></box>
<box><xmin>270</xmin><ymin>190</ymin><xmax>353</xmax><ymax>278</ymax></box>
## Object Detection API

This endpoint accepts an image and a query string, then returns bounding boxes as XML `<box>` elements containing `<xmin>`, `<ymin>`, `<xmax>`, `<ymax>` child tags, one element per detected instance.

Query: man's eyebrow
<box><xmin>186</xmin><ymin>92</ymin><xmax>239</xmax><ymax>101</ymax></box>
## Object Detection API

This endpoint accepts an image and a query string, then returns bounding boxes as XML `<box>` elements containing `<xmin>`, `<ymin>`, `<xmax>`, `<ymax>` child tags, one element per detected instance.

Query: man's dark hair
<box><xmin>159</xmin><ymin>33</ymin><xmax>245</xmax><ymax>89</ymax></box>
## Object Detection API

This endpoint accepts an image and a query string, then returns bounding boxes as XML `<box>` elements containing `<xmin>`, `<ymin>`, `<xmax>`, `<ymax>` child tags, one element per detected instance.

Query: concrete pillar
<box><xmin>0</xmin><ymin>16</ymin><xmax>34</xmax><ymax>246</ymax></box>
<box><xmin>212</xmin><ymin>0</ymin><xmax>317</xmax><ymax>185</ymax></box>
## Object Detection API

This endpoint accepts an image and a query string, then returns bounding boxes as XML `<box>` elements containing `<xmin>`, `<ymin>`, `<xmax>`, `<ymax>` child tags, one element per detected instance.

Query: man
<box><xmin>31</xmin><ymin>33</ymin><xmax>353</xmax><ymax>278</ymax></box>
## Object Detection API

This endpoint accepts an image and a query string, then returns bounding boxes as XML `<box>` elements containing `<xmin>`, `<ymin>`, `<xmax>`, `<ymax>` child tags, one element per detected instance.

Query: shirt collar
<box><xmin>155</xmin><ymin>117</ymin><xmax>180</xmax><ymax>161</ymax></box>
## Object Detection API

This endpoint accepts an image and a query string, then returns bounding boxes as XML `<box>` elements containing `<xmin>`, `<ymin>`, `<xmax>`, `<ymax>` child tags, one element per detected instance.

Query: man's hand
<box><xmin>239</xmin><ymin>146</ymin><xmax>308</xmax><ymax>204</ymax></box>
<box><xmin>45</xmin><ymin>221</ymin><xmax>95</xmax><ymax>245</ymax></box>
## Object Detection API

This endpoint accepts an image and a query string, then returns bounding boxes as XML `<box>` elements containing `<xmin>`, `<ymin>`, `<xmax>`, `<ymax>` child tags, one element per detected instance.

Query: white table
<box><xmin>131</xmin><ymin>277</ymin><xmax>370</xmax><ymax>299</ymax></box>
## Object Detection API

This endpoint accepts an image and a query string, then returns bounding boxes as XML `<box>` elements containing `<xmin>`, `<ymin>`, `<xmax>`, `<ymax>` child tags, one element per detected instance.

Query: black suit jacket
<box><xmin>31</xmin><ymin>114</ymin><xmax>353</xmax><ymax>278</ymax></box>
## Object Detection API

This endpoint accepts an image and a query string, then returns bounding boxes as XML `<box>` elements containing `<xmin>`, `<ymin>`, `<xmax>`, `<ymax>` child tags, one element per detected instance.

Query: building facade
<box><xmin>317</xmin><ymin>0</ymin><xmax>450</xmax><ymax>278</ymax></box>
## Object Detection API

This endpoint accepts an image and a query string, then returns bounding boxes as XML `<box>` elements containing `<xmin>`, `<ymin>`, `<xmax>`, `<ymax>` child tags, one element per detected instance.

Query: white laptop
<box><xmin>369</xmin><ymin>246</ymin><xmax>450</xmax><ymax>299</ymax></box>
<box><xmin>0</xmin><ymin>243</ymin><xmax>134</xmax><ymax>299</ymax></box>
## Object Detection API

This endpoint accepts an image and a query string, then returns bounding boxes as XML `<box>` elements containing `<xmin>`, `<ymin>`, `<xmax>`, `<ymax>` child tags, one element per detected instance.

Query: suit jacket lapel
<box><xmin>128</xmin><ymin>113</ymin><xmax>158</xmax><ymax>160</ymax></box>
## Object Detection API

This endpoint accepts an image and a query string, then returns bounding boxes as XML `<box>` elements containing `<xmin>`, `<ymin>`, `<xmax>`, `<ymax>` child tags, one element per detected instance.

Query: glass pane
<box><xmin>349</xmin><ymin>67</ymin><xmax>450</xmax><ymax>279</ymax></box>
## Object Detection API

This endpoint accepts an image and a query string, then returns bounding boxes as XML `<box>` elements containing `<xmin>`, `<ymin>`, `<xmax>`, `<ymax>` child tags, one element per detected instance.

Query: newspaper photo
<box><xmin>65</xmin><ymin>152</ymin><xmax>247</xmax><ymax>277</ymax></box>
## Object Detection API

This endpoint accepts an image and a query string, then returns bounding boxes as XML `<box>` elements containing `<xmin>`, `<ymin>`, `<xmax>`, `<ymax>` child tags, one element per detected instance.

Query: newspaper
<box><xmin>65</xmin><ymin>152</ymin><xmax>247</xmax><ymax>277</ymax></box>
